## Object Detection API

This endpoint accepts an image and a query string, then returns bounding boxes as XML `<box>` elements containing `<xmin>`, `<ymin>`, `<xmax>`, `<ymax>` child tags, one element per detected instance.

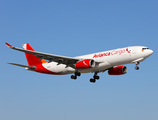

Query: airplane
<box><xmin>5</xmin><ymin>42</ymin><xmax>153</xmax><ymax>83</ymax></box>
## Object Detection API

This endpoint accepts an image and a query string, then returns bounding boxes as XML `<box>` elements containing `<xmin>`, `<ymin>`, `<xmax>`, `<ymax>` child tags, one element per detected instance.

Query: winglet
<box><xmin>5</xmin><ymin>43</ymin><xmax>13</xmax><ymax>48</ymax></box>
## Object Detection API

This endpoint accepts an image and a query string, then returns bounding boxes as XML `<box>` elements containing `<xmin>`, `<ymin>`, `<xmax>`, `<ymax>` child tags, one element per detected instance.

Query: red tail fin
<box><xmin>23</xmin><ymin>43</ymin><xmax>47</xmax><ymax>66</ymax></box>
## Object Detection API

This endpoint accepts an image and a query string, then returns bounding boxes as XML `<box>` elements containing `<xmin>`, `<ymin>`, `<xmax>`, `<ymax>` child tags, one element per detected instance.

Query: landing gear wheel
<box><xmin>93</xmin><ymin>75</ymin><xmax>100</xmax><ymax>80</ymax></box>
<box><xmin>71</xmin><ymin>75</ymin><xmax>77</xmax><ymax>79</ymax></box>
<box><xmin>93</xmin><ymin>76</ymin><xmax>99</xmax><ymax>80</ymax></box>
<box><xmin>76</xmin><ymin>72</ymin><xmax>81</xmax><ymax>76</ymax></box>
<box><xmin>71</xmin><ymin>72</ymin><xmax>81</xmax><ymax>80</ymax></box>
<box><xmin>90</xmin><ymin>78</ymin><xmax>96</xmax><ymax>83</ymax></box>
<box><xmin>135</xmin><ymin>62</ymin><xmax>140</xmax><ymax>70</ymax></box>
<box><xmin>135</xmin><ymin>66</ymin><xmax>139</xmax><ymax>70</ymax></box>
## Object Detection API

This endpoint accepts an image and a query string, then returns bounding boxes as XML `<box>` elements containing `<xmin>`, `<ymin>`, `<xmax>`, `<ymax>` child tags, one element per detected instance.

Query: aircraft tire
<box><xmin>77</xmin><ymin>72</ymin><xmax>81</xmax><ymax>76</ymax></box>
<box><xmin>90</xmin><ymin>78</ymin><xmax>96</xmax><ymax>83</ymax></box>
<box><xmin>71</xmin><ymin>75</ymin><xmax>77</xmax><ymax>79</ymax></box>
<box><xmin>135</xmin><ymin>66</ymin><xmax>139</xmax><ymax>70</ymax></box>
<box><xmin>94</xmin><ymin>76</ymin><xmax>100</xmax><ymax>80</ymax></box>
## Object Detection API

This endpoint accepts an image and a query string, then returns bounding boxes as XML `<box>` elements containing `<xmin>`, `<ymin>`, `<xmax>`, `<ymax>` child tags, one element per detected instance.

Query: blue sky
<box><xmin>0</xmin><ymin>0</ymin><xmax>158</xmax><ymax>120</ymax></box>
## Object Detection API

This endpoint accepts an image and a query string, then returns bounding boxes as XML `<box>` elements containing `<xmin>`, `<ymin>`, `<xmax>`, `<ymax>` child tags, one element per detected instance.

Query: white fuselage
<box><xmin>42</xmin><ymin>46</ymin><xmax>153</xmax><ymax>74</ymax></box>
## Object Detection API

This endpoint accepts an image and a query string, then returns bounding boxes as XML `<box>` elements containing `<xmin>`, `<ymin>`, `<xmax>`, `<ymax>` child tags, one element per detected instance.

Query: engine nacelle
<box><xmin>108</xmin><ymin>66</ymin><xmax>127</xmax><ymax>75</ymax></box>
<box><xmin>76</xmin><ymin>59</ymin><xmax>95</xmax><ymax>69</ymax></box>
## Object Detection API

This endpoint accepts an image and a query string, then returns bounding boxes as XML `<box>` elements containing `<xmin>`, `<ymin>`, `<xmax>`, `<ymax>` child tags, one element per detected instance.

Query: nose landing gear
<box><xmin>135</xmin><ymin>62</ymin><xmax>139</xmax><ymax>70</ymax></box>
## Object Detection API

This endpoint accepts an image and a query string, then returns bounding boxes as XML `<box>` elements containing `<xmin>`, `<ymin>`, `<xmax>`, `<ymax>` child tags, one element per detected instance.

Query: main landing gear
<box><xmin>71</xmin><ymin>71</ymin><xmax>100</xmax><ymax>83</ymax></box>
<box><xmin>135</xmin><ymin>62</ymin><xmax>139</xmax><ymax>70</ymax></box>
<box><xmin>71</xmin><ymin>72</ymin><xmax>81</xmax><ymax>80</ymax></box>
<box><xmin>90</xmin><ymin>72</ymin><xmax>100</xmax><ymax>83</ymax></box>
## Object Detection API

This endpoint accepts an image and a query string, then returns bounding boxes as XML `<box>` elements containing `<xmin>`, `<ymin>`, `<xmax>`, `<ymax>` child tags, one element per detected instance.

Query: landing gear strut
<box><xmin>71</xmin><ymin>72</ymin><xmax>81</xmax><ymax>80</ymax></box>
<box><xmin>135</xmin><ymin>62</ymin><xmax>139</xmax><ymax>70</ymax></box>
<box><xmin>90</xmin><ymin>72</ymin><xmax>100</xmax><ymax>83</ymax></box>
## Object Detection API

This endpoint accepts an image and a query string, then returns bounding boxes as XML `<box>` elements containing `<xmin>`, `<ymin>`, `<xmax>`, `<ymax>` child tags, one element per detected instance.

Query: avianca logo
<box><xmin>83</xmin><ymin>61</ymin><xmax>88</xmax><ymax>66</ymax></box>
<box><xmin>93</xmin><ymin>48</ymin><xmax>130</xmax><ymax>58</ymax></box>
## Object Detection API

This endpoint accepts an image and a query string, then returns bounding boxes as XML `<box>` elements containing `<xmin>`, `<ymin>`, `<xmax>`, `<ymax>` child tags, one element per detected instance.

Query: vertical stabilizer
<box><xmin>22</xmin><ymin>43</ymin><xmax>47</xmax><ymax>66</ymax></box>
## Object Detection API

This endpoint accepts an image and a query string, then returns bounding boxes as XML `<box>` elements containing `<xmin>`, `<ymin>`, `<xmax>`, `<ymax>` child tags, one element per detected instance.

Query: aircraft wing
<box><xmin>6</xmin><ymin>43</ymin><xmax>80</xmax><ymax>68</ymax></box>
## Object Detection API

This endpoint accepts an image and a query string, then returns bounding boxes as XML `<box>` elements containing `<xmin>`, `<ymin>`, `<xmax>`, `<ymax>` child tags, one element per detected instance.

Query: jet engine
<box><xmin>76</xmin><ymin>59</ymin><xmax>95</xmax><ymax>68</ymax></box>
<box><xmin>108</xmin><ymin>66</ymin><xmax>127</xmax><ymax>75</ymax></box>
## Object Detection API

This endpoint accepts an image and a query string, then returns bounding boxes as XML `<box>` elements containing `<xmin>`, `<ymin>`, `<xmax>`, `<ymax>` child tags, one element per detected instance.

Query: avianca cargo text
<box><xmin>93</xmin><ymin>48</ymin><xmax>131</xmax><ymax>58</ymax></box>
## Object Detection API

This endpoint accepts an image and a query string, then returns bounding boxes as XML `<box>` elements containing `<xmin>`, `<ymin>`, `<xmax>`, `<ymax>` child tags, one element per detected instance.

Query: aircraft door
<box><xmin>131</xmin><ymin>48</ymin><xmax>137</xmax><ymax>54</ymax></box>
<box><xmin>130</xmin><ymin>47</ymin><xmax>139</xmax><ymax>60</ymax></box>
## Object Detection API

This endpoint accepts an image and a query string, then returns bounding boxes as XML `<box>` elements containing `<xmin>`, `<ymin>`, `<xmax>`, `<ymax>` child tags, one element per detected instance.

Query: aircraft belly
<box><xmin>42</xmin><ymin>62</ymin><xmax>75</xmax><ymax>74</ymax></box>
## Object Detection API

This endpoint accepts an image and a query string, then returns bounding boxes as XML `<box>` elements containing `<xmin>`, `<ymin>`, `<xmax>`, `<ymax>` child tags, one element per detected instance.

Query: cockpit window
<box><xmin>142</xmin><ymin>48</ymin><xmax>149</xmax><ymax>50</ymax></box>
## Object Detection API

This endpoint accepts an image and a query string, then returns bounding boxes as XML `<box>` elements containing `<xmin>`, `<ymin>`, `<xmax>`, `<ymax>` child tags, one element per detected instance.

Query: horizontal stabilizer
<box><xmin>8</xmin><ymin>63</ymin><xmax>36</xmax><ymax>70</ymax></box>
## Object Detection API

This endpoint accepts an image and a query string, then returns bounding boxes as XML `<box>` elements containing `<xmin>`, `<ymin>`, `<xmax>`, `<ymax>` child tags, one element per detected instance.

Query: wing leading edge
<box><xmin>6</xmin><ymin>43</ymin><xmax>80</xmax><ymax>68</ymax></box>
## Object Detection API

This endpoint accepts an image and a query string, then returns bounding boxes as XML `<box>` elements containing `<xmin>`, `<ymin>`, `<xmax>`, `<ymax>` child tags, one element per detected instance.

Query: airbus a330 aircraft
<box><xmin>6</xmin><ymin>43</ymin><xmax>153</xmax><ymax>83</ymax></box>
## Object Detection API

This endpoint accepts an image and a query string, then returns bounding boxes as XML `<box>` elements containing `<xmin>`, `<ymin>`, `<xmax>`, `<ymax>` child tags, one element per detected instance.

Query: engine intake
<box><xmin>108</xmin><ymin>66</ymin><xmax>127</xmax><ymax>75</ymax></box>
<box><xmin>76</xmin><ymin>59</ymin><xmax>95</xmax><ymax>69</ymax></box>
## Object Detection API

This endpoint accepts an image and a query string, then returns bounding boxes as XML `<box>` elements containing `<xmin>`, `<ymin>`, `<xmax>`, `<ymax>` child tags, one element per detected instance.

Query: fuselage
<box><xmin>42</xmin><ymin>46</ymin><xmax>153</xmax><ymax>74</ymax></box>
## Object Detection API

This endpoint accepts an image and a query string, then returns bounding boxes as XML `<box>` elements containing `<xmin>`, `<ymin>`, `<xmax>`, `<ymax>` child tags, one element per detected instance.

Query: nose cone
<box><xmin>150</xmin><ymin>49</ymin><xmax>154</xmax><ymax>55</ymax></box>
<box><xmin>145</xmin><ymin>49</ymin><xmax>153</xmax><ymax>57</ymax></box>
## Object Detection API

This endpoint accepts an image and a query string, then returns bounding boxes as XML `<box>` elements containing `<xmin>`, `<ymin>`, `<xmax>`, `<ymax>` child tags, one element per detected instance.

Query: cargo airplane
<box><xmin>6</xmin><ymin>43</ymin><xmax>153</xmax><ymax>83</ymax></box>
